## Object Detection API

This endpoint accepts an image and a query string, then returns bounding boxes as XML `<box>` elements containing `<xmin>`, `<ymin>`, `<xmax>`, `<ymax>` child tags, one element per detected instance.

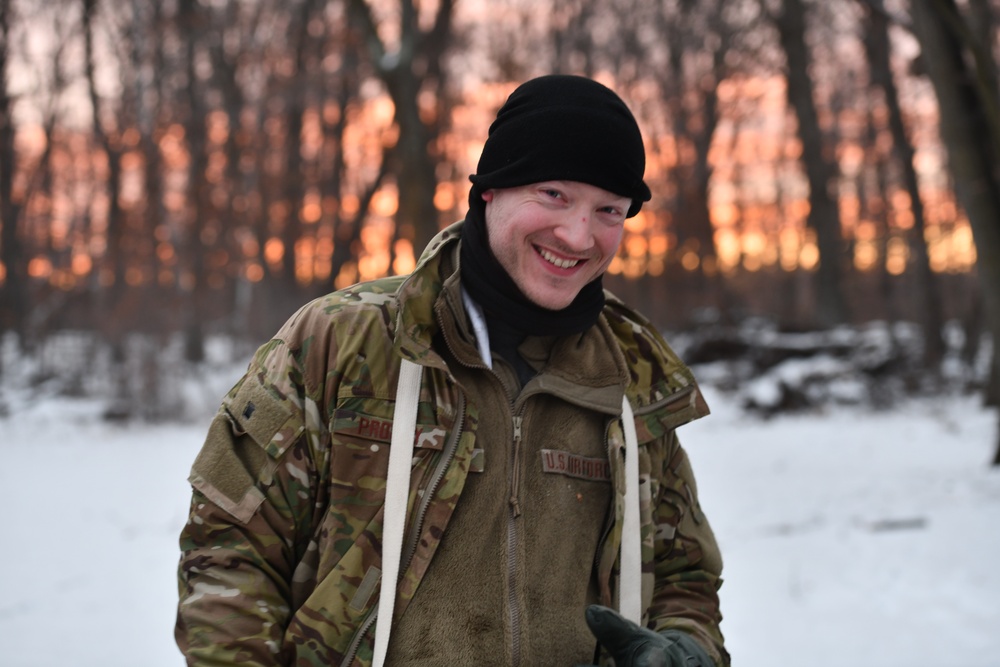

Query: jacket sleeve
<box><xmin>176</xmin><ymin>341</ymin><xmax>323</xmax><ymax>666</ymax></box>
<box><xmin>647</xmin><ymin>431</ymin><xmax>729</xmax><ymax>667</ymax></box>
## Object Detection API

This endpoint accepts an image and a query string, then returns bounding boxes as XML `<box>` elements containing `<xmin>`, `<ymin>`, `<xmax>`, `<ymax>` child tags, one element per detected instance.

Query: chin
<box><xmin>519</xmin><ymin>277</ymin><xmax>583</xmax><ymax>311</ymax></box>
<box><xmin>529</xmin><ymin>293</ymin><xmax>575</xmax><ymax>311</ymax></box>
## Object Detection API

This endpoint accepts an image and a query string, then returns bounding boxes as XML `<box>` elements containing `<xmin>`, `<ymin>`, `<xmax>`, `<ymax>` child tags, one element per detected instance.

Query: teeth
<box><xmin>539</xmin><ymin>248</ymin><xmax>580</xmax><ymax>269</ymax></box>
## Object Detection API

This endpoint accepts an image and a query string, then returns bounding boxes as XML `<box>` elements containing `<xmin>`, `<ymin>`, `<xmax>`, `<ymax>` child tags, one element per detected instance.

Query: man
<box><xmin>176</xmin><ymin>74</ymin><xmax>728</xmax><ymax>667</ymax></box>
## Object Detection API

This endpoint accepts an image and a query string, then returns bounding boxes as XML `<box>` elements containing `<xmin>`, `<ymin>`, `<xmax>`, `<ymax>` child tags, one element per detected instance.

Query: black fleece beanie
<box><xmin>469</xmin><ymin>74</ymin><xmax>651</xmax><ymax>217</ymax></box>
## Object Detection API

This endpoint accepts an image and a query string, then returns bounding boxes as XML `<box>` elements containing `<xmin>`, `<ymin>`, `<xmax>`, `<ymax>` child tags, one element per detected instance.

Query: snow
<box><xmin>1</xmin><ymin>377</ymin><xmax>998</xmax><ymax>666</ymax></box>
<box><xmin>684</xmin><ymin>387</ymin><xmax>1000</xmax><ymax>667</ymax></box>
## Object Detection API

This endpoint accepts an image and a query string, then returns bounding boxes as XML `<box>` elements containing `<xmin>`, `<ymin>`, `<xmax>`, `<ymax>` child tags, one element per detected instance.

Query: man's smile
<box><xmin>536</xmin><ymin>246</ymin><xmax>582</xmax><ymax>270</ymax></box>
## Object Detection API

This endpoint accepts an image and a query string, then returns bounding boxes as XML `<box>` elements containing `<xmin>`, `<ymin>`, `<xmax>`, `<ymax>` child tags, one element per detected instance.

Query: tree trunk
<box><xmin>83</xmin><ymin>0</ymin><xmax>128</xmax><ymax>373</ymax></box>
<box><xmin>178</xmin><ymin>0</ymin><xmax>209</xmax><ymax>363</ymax></box>
<box><xmin>910</xmin><ymin>0</ymin><xmax>1000</xmax><ymax>463</ymax></box>
<box><xmin>387</xmin><ymin>72</ymin><xmax>440</xmax><ymax>256</ymax></box>
<box><xmin>775</xmin><ymin>0</ymin><xmax>847</xmax><ymax>327</ymax></box>
<box><xmin>863</xmin><ymin>1</ymin><xmax>945</xmax><ymax>370</ymax></box>
<box><xmin>349</xmin><ymin>0</ymin><xmax>455</xmax><ymax>258</ymax></box>
<box><xmin>0</xmin><ymin>1</ymin><xmax>26</xmax><ymax>345</ymax></box>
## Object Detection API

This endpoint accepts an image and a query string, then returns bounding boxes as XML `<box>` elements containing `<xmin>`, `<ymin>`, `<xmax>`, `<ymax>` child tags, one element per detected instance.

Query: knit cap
<box><xmin>469</xmin><ymin>75</ymin><xmax>651</xmax><ymax>217</ymax></box>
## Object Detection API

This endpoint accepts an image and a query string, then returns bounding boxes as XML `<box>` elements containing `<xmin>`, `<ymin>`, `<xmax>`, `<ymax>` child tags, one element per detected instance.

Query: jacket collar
<box><xmin>391</xmin><ymin>220</ymin><xmax>710</xmax><ymax>430</ymax></box>
<box><xmin>434</xmin><ymin>225</ymin><xmax>631</xmax><ymax>415</ymax></box>
<box><xmin>392</xmin><ymin>222</ymin><xmax>465</xmax><ymax>370</ymax></box>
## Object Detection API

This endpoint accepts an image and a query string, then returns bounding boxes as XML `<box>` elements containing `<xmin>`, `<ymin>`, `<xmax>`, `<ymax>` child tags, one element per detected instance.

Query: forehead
<box><xmin>524</xmin><ymin>180</ymin><xmax>632</xmax><ymax>201</ymax></box>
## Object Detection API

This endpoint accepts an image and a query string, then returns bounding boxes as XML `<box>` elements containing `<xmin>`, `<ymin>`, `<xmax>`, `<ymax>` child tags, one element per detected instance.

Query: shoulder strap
<box><xmin>372</xmin><ymin>358</ymin><xmax>422</xmax><ymax>667</ymax></box>
<box><xmin>619</xmin><ymin>395</ymin><xmax>642</xmax><ymax>625</ymax></box>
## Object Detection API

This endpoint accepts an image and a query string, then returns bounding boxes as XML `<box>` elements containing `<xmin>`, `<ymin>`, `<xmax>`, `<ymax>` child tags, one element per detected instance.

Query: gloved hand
<box><xmin>580</xmin><ymin>604</ymin><xmax>714</xmax><ymax>667</ymax></box>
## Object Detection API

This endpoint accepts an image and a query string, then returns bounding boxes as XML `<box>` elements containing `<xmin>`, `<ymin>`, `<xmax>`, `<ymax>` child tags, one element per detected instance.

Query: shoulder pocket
<box><xmin>189</xmin><ymin>376</ymin><xmax>305</xmax><ymax>523</ymax></box>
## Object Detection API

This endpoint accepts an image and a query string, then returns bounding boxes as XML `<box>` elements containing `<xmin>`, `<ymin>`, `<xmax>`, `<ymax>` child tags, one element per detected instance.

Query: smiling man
<box><xmin>176</xmin><ymin>75</ymin><xmax>728</xmax><ymax>667</ymax></box>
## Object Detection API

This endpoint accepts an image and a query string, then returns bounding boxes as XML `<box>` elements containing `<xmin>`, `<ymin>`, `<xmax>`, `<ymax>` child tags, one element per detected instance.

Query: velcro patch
<box><xmin>230</xmin><ymin>377</ymin><xmax>292</xmax><ymax>452</ymax></box>
<box><xmin>189</xmin><ymin>412</ymin><xmax>270</xmax><ymax>524</ymax></box>
<box><xmin>540</xmin><ymin>449</ymin><xmax>611</xmax><ymax>483</ymax></box>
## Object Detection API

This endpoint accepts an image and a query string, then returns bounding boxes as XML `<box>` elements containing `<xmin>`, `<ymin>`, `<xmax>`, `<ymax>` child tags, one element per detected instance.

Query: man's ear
<box><xmin>481</xmin><ymin>189</ymin><xmax>495</xmax><ymax>203</ymax></box>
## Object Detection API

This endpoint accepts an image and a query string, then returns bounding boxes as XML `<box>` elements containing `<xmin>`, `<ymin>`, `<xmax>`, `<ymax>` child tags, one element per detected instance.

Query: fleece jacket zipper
<box><xmin>507</xmin><ymin>412</ymin><xmax>524</xmax><ymax>667</ymax></box>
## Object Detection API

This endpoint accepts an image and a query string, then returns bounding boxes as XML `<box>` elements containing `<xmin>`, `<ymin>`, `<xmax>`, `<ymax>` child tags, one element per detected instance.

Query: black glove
<box><xmin>581</xmin><ymin>604</ymin><xmax>714</xmax><ymax>667</ymax></box>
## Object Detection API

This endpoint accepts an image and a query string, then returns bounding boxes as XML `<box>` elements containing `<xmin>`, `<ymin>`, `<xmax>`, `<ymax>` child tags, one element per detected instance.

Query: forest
<box><xmin>1</xmin><ymin>0</ymin><xmax>999</xmax><ymax>459</ymax></box>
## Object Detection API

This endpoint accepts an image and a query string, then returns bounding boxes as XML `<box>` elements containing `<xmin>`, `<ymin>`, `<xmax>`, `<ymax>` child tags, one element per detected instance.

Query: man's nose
<box><xmin>553</xmin><ymin>212</ymin><xmax>594</xmax><ymax>250</ymax></box>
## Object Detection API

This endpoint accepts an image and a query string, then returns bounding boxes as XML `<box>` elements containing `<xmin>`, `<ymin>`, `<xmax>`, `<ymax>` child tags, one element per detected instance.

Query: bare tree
<box><xmin>275</xmin><ymin>0</ymin><xmax>322</xmax><ymax>296</ymax></box>
<box><xmin>177</xmin><ymin>0</ymin><xmax>212</xmax><ymax>362</ymax></box>
<box><xmin>3</xmin><ymin>0</ymin><xmax>993</xmax><ymax>416</ymax></box>
<box><xmin>348</xmin><ymin>0</ymin><xmax>457</xmax><ymax>255</ymax></box>
<box><xmin>200</xmin><ymin>0</ymin><xmax>274</xmax><ymax>337</ymax></box>
<box><xmin>641</xmin><ymin>0</ymin><xmax>745</xmax><ymax>321</ymax></box>
<box><xmin>82</xmin><ymin>0</ymin><xmax>128</xmax><ymax>333</ymax></box>
<box><xmin>862</xmin><ymin>0</ymin><xmax>945</xmax><ymax>369</ymax></box>
<box><xmin>0</xmin><ymin>0</ymin><xmax>25</xmax><ymax>347</ymax></box>
<box><xmin>910</xmin><ymin>0</ymin><xmax>1000</xmax><ymax>463</ymax></box>
<box><xmin>771</xmin><ymin>0</ymin><xmax>848</xmax><ymax>327</ymax></box>
<box><xmin>322</xmin><ymin>40</ymin><xmax>390</xmax><ymax>296</ymax></box>
<box><xmin>134</xmin><ymin>0</ymin><xmax>166</xmax><ymax>305</ymax></box>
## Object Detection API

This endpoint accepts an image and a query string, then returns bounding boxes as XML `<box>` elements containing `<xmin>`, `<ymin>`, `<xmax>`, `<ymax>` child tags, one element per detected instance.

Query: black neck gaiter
<box><xmin>458</xmin><ymin>197</ymin><xmax>605</xmax><ymax>338</ymax></box>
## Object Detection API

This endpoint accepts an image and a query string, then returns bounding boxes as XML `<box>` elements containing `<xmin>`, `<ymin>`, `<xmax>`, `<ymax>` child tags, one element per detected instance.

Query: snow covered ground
<box><xmin>1</xmin><ymin>379</ymin><xmax>998</xmax><ymax>667</ymax></box>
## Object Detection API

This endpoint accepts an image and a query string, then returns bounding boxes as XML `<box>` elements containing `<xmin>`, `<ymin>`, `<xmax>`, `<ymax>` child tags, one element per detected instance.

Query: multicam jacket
<box><xmin>176</xmin><ymin>221</ymin><xmax>727</xmax><ymax>667</ymax></box>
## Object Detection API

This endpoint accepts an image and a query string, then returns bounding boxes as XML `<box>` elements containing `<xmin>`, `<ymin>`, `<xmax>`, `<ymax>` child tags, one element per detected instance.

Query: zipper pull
<box><xmin>509</xmin><ymin>415</ymin><xmax>523</xmax><ymax>518</ymax></box>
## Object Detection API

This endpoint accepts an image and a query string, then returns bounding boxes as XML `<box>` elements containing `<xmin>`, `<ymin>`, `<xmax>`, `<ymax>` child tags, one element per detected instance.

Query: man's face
<box><xmin>482</xmin><ymin>181</ymin><xmax>631</xmax><ymax>310</ymax></box>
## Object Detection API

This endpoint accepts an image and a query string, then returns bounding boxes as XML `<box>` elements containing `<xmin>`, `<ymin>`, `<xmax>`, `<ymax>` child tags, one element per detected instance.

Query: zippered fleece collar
<box><xmin>393</xmin><ymin>220</ymin><xmax>710</xmax><ymax>433</ymax></box>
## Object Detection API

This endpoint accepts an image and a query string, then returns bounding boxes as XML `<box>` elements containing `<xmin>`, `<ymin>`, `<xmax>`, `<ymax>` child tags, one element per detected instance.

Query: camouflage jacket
<box><xmin>176</xmin><ymin>222</ymin><xmax>727</xmax><ymax>666</ymax></box>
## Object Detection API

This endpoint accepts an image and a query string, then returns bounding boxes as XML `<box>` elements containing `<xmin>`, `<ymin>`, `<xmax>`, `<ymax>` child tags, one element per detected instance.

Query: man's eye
<box><xmin>543</xmin><ymin>189</ymin><xmax>562</xmax><ymax>199</ymax></box>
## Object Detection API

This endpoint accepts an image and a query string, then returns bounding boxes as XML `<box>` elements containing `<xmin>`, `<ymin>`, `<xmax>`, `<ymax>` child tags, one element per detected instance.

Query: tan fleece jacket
<box><xmin>386</xmin><ymin>251</ymin><xmax>629</xmax><ymax>665</ymax></box>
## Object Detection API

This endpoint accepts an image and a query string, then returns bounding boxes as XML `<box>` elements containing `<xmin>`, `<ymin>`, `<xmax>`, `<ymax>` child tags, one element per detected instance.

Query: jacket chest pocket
<box><xmin>319</xmin><ymin>396</ymin><xmax>451</xmax><ymax>568</ymax></box>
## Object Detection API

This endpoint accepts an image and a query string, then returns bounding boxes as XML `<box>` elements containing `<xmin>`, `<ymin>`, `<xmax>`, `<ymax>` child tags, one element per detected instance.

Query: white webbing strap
<box><xmin>372</xmin><ymin>358</ymin><xmax>423</xmax><ymax>667</ymax></box>
<box><xmin>619</xmin><ymin>395</ymin><xmax>642</xmax><ymax>625</ymax></box>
